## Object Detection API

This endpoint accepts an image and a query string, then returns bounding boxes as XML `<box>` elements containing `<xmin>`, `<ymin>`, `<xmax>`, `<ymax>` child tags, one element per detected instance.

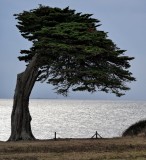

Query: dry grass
<box><xmin>0</xmin><ymin>137</ymin><xmax>146</xmax><ymax>160</ymax></box>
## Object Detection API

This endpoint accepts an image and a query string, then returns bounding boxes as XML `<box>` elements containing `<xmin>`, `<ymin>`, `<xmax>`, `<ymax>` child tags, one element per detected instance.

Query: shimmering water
<box><xmin>0</xmin><ymin>99</ymin><xmax>146</xmax><ymax>141</ymax></box>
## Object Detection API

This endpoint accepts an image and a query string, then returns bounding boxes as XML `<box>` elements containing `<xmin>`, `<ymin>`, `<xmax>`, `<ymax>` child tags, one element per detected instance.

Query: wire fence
<box><xmin>53</xmin><ymin>131</ymin><xmax>102</xmax><ymax>140</ymax></box>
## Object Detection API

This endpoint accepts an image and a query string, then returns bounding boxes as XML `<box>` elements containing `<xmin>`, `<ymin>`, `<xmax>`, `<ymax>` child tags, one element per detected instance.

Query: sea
<box><xmin>0</xmin><ymin>99</ymin><xmax>146</xmax><ymax>141</ymax></box>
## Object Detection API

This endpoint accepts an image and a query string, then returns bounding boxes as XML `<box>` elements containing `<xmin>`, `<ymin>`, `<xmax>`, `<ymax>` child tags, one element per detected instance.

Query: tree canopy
<box><xmin>14</xmin><ymin>5</ymin><xmax>135</xmax><ymax>97</ymax></box>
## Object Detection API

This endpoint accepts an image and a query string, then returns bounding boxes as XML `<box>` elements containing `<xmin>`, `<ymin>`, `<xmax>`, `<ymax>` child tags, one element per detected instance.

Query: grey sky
<box><xmin>0</xmin><ymin>0</ymin><xmax>146</xmax><ymax>100</ymax></box>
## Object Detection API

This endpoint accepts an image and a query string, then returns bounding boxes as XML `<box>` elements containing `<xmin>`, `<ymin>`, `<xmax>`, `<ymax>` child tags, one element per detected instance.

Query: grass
<box><xmin>0</xmin><ymin>137</ymin><xmax>146</xmax><ymax>160</ymax></box>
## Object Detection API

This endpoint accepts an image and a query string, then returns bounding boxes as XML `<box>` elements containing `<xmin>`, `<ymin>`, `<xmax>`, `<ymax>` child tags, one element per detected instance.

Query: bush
<box><xmin>122</xmin><ymin>119</ymin><xmax>146</xmax><ymax>137</ymax></box>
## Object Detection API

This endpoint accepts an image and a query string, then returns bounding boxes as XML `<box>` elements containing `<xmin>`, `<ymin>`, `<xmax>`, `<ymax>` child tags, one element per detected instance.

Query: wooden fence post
<box><xmin>91</xmin><ymin>131</ymin><xmax>102</xmax><ymax>139</ymax></box>
<box><xmin>95</xmin><ymin>131</ymin><xmax>98</xmax><ymax>139</ymax></box>
<box><xmin>54</xmin><ymin>132</ymin><xmax>57</xmax><ymax>140</ymax></box>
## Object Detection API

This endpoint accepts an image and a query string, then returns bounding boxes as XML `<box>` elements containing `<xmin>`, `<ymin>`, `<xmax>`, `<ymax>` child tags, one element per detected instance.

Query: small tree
<box><xmin>9</xmin><ymin>5</ymin><xmax>135</xmax><ymax>141</ymax></box>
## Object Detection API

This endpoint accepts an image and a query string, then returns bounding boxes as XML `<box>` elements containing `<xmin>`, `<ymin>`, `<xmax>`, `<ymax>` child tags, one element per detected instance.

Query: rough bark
<box><xmin>8</xmin><ymin>54</ymin><xmax>39</xmax><ymax>141</ymax></box>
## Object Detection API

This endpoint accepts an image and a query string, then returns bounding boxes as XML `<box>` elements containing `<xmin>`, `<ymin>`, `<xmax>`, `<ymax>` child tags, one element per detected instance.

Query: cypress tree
<box><xmin>9</xmin><ymin>5</ymin><xmax>135</xmax><ymax>141</ymax></box>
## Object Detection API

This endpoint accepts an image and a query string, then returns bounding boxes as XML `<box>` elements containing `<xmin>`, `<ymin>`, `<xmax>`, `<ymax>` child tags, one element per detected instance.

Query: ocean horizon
<box><xmin>0</xmin><ymin>99</ymin><xmax>146</xmax><ymax>141</ymax></box>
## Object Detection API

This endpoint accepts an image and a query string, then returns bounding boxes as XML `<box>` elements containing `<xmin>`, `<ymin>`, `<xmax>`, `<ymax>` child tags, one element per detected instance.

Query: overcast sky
<box><xmin>0</xmin><ymin>0</ymin><xmax>146</xmax><ymax>100</ymax></box>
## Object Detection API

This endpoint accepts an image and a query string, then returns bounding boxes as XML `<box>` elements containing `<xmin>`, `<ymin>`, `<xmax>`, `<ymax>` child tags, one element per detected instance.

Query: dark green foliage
<box><xmin>14</xmin><ymin>5</ymin><xmax>135</xmax><ymax>96</ymax></box>
<box><xmin>122</xmin><ymin>120</ymin><xmax>146</xmax><ymax>136</ymax></box>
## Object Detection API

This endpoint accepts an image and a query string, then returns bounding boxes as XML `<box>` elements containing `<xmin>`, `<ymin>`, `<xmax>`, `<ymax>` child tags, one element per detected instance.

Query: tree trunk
<box><xmin>8</xmin><ymin>54</ymin><xmax>39</xmax><ymax>141</ymax></box>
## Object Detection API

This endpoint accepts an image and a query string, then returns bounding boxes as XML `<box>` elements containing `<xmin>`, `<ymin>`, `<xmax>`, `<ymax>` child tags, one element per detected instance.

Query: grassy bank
<box><xmin>0</xmin><ymin>137</ymin><xmax>146</xmax><ymax>160</ymax></box>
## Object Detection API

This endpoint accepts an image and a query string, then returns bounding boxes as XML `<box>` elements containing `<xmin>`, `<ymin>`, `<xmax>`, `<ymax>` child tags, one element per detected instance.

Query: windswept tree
<box><xmin>9</xmin><ymin>5</ymin><xmax>135</xmax><ymax>141</ymax></box>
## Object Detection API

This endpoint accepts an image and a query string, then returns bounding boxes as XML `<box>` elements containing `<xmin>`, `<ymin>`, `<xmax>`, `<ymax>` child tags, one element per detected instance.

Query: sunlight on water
<box><xmin>0</xmin><ymin>99</ymin><xmax>146</xmax><ymax>141</ymax></box>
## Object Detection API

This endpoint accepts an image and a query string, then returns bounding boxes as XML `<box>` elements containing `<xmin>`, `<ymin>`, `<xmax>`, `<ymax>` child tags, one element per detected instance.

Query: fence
<box><xmin>53</xmin><ymin>131</ymin><xmax>102</xmax><ymax>140</ymax></box>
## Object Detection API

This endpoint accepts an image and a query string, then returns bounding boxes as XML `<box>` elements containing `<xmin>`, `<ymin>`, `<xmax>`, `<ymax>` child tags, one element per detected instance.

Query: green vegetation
<box><xmin>123</xmin><ymin>120</ymin><xmax>146</xmax><ymax>137</ymax></box>
<box><xmin>9</xmin><ymin>5</ymin><xmax>135</xmax><ymax>141</ymax></box>
<box><xmin>1</xmin><ymin>138</ymin><xmax>146</xmax><ymax>159</ymax></box>
<box><xmin>15</xmin><ymin>5</ymin><xmax>135</xmax><ymax>97</ymax></box>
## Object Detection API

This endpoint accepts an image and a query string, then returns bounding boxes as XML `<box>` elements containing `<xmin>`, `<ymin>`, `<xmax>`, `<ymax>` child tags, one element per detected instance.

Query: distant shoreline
<box><xmin>0</xmin><ymin>98</ymin><xmax>146</xmax><ymax>102</ymax></box>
